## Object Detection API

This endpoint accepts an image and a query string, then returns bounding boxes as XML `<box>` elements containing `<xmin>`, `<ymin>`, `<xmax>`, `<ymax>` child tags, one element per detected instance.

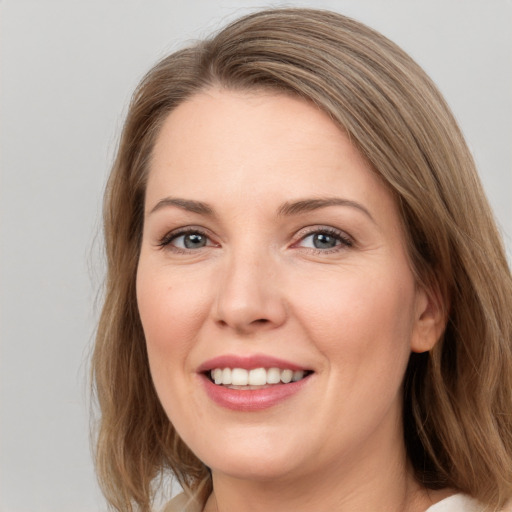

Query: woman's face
<box><xmin>137</xmin><ymin>89</ymin><xmax>439</xmax><ymax>483</ymax></box>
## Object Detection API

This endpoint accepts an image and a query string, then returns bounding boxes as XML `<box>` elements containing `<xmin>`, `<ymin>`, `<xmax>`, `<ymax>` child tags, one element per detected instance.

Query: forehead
<box><xmin>146</xmin><ymin>88</ymin><xmax>395</xmax><ymax>218</ymax></box>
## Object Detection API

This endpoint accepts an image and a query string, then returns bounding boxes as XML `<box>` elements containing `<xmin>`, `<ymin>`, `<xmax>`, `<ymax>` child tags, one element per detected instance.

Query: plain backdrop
<box><xmin>1</xmin><ymin>1</ymin><xmax>511</xmax><ymax>511</ymax></box>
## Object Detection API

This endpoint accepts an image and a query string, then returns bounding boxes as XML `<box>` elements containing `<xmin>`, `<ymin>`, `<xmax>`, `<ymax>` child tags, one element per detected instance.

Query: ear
<box><xmin>410</xmin><ymin>283</ymin><xmax>447</xmax><ymax>353</ymax></box>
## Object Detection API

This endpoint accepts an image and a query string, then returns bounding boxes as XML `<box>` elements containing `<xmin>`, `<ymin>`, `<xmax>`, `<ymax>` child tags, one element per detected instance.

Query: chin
<box><xmin>187</xmin><ymin>425</ymin><xmax>308</xmax><ymax>481</ymax></box>
<box><xmin>209</xmin><ymin>452</ymin><xmax>302</xmax><ymax>482</ymax></box>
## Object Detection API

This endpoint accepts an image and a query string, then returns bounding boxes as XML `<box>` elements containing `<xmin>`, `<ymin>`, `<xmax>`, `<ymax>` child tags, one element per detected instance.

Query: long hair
<box><xmin>92</xmin><ymin>8</ymin><xmax>512</xmax><ymax>511</ymax></box>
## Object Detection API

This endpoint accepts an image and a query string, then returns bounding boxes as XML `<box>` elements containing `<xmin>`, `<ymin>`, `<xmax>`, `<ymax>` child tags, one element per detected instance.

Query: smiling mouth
<box><xmin>207</xmin><ymin>367</ymin><xmax>314</xmax><ymax>389</ymax></box>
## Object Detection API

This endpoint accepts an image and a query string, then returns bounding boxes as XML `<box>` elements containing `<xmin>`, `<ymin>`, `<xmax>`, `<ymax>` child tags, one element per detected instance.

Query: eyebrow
<box><xmin>277</xmin><ymin>197</ymin><xmax>375</xmax><ymax>222</ymax></box>
<box><xmin>148</xmin><ymin>195</ymin><xmax>374</xmax><ymax>222</ymax></box>
<box><xmin>149</xmin><ymin>197</ymin><xmax>214</xmax><ymax>216</ymax></box>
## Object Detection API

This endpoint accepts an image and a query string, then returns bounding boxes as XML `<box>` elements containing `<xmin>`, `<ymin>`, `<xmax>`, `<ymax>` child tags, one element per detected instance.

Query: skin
<box><xmin>136</xmin><ymin>89</ymin><xmax>447</xmax><ymax>511</ymax></box>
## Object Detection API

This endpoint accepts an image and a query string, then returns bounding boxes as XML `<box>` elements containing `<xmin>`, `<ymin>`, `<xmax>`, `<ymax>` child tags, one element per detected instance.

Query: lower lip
<box><xmin>200</xmin><ymin>374</ymin><xmax>311</xmax><ymax>411</ymax></box>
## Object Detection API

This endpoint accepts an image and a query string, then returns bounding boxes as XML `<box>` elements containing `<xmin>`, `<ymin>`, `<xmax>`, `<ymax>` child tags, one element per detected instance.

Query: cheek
<box><xmin>138</xmin><ymin>260</ymin><xmax>203</xmax><ymax>336</ymax></box>
<box><xmin>135</xmin><ymin>261</ymin><xmax>215</xmax><ymax>433</ymax></box>
<box><xmin>136</xmin><ymin>262</ymin><xmax>210</xmax><ymax>384</ymax></box>
<box><xmin>293</xmin><ymin>266</ymin><xmax>416</xmax><ymax>375</ymax></box>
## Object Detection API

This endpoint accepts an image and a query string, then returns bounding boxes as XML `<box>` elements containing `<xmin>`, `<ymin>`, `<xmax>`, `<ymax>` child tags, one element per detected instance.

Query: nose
<box><xmin>213</xmin><ymin>247</ymin><xmax>287</xmax><ymax>334</ymax></box>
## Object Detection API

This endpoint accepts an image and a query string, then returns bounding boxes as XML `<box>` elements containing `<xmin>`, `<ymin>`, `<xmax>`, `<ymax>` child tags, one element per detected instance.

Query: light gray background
<box><xmin>1</xmin><ymin>1</ymin><xmax>511</xmax><ymax>511</ymax></box>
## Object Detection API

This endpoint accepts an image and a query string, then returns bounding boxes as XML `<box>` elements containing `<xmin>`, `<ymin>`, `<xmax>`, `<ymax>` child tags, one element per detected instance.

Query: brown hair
<box><xmin>92</xmin><ymin>8</ymin><xmax>512</xmax><ymax>511</ymax></box>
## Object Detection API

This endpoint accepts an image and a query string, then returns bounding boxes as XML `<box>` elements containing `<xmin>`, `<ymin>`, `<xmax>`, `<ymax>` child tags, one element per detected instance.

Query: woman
<box><xmin>92</xmin><ymin>8</ymin><xmax>512</xmax><ymax>512</ymax></box>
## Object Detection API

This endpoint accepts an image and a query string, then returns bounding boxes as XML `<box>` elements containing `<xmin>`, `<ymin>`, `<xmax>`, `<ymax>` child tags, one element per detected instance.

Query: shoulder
<box><xmin>160</xmin><ymin>492</ymin><xmax>202</xmax><ymax>512</ymax></box>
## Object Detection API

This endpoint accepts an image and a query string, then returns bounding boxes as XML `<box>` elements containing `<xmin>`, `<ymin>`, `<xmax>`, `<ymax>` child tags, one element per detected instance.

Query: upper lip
<box><xmin>197</xmin><ymin>354</ymin><xmax>310</xmax><ymax>373</ymax></box>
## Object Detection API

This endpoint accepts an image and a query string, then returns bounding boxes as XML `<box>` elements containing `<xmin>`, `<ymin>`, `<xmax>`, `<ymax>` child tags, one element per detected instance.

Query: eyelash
<box><xmin>157</xmin><ymin>226</ymin><xmax>354</xmax><ymax>254</ymax></box>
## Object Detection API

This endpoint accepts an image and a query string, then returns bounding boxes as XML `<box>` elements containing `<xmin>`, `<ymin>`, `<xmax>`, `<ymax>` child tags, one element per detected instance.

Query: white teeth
<box><xmin>231</xmin><ymin>368</ymin><xmax>249</xmax><ymax>386</ymax></box>
<box><xmin>209</xmin><ymin>367</ymin><xmax>308</xmax><ymax>386</ymax></box>
<box><xmin>293</xmin><ymin>370</ymin><xmax>305</xmax><ymax>382</ymax></box>
<box><xmin>249</xmin><ymin>368</ymin><xmax>267</xmax><ymax>386</ymax></box>
<box><xmin>280</xmin><ymin>369</ymin><xmax>293</xmax><ymax>383</ymax></box>
<box><xmin>267</xmin><ymin>367</ymin><xmax>281</xmax><ymax>384</ymax></box>
<box><xmin>222</xmin><ymin>368</ymin><xmax>232</xmax><ymax>385</ymax></box>
<box><xmin>212</xmin><ymin>368</ymin><xmax>223</xmax><ymax>385</ymax></box>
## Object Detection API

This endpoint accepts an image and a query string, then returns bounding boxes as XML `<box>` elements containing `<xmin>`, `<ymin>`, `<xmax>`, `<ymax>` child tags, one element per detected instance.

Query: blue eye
<box><xmin>159</xmin><ymin>229</ymin><xmax>212</xmax><ymax>250</ymax></box>
<box><xmin>297</xmin><ymin>229</ymin><xmax>352</xmax><ymax>251</ymax></box>
<box><xmin>305</xmin><ymin>233</ymin><xmax>338</xmax><ymax>249</ymax></box>
<box><xmin>174</xmin><ymin>232</ymin><xmax>208</xmax><ymax>249</ymax></box>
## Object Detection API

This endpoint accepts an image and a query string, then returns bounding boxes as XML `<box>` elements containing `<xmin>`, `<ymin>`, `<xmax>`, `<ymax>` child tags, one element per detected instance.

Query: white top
<box><xmin>163</xmin><ymin>492</ymin><xmax>496</xmax><ymax>512</ymax></box>
<box><xmin>425</xmin><ymin>494</ymin><xmax>485</xmax><ymax>511</ymax></box>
